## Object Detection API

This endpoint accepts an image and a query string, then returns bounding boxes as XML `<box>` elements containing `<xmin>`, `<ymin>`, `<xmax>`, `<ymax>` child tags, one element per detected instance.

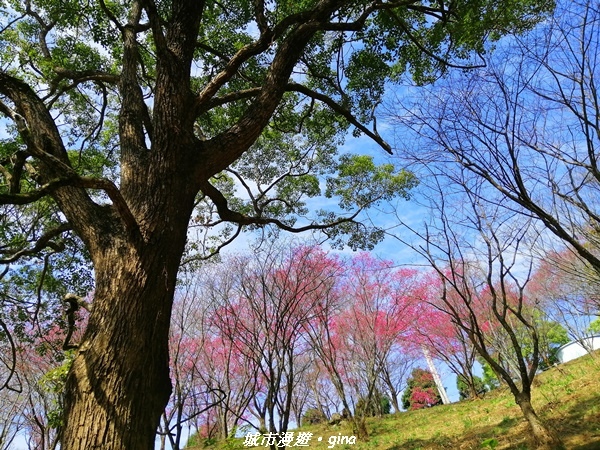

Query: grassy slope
<box><xmin>190</xmin><ymin>351</ymin><xmax>600</xmax><ymax>450</ymax></box>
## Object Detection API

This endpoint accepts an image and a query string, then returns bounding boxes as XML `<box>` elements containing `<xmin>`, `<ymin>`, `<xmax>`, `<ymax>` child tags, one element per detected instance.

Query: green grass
<box><xmin>188</xmin><ymin>351</ymin><xmax>600</xmax><ymax>449</ymax></box>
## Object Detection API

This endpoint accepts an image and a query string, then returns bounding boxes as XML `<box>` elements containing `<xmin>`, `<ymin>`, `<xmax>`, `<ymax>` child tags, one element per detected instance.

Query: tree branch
<box><xmin>197</xmin><ymin>88</ymin><xmax>262</xmax><ymax>114</ymax></box>
<box><xmin>0</xmin><ymin>318</ymin><xmax>18</xmax><ymax>392</ymax></box>
<box><xmin>99</xmin><ymin>0</ymin><xmax>126</xmax><ymax>33</ymax></box>
<box><xmin>140</xmin><ymin>0</ymin><xmax>168</xmax><ymax>55</ymax></box>
<box><xmin>385</xmin><ymin>9</ymin><xmax>486</xmax><ymax>70</ymax></box>
<box><xmin>200</xmin><ymin>0</ymin><xmax>353</xmax><ymax>176</ymax></box>
<box><xmin>0</xmin><ymin>72</ymin><xmax>120</xmax><ymax>246</ymax></box>
<box><xmin>0</xmin><ymin>177</ymin><xmax>77</xmax><ymax>205</ymax></box>
<box><xmin>0</xmin><ymin>172</ymin><xmax>141</xmax><ymax>237</ymax></box>
<box><xmin>0</xmin><ymin>222</ymin><xmax>71</xmax><ymax>264</ymax></box>
<box><xmin>0</xmin><ymin>83</ymin><xmax>139</xmax><ymax>236</ymax></box>
<box><xmin>119</xmin><ymin>2</ymin><xmax>150</xmax><ymax>157</ymax></box>
<box><xmin>200</xmin><ymin>179</ymin><xmax>361</xmax><ymax>233</ymax></box>
<box><xmin>45</xmin><ymin>68</ymin><xmax>120</xmax><ymax>101</ymax></box>
<box><xmin>286</xmin><ymin>82</ymin><xmax>392</xmax><ymax>154</ymax></box>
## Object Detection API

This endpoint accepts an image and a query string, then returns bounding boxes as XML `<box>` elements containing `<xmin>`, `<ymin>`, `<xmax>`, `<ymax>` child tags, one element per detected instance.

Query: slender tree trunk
<box><xmin>258</xmin><ymin>416</ymin><xmax>267</xmax><ymax>434</ymax></box>
<box><xmin>390</xmin><ymin>394</ymin><xmax>400</xmax><ymax>414</ymax></box>
<box><xmin>459</xmin><ymin>372</ymin><xmax>483</xmax><ymax>400</ymax></box>
<box><xmin>468</xmin><ymin>384</ymin><xmax>480</xmax><ymax>400</ymax></box>
<box><xmin>221</xmin><ymin>410</ymin><xmax>229</xmax><ymax>440</ymax></box>
<box><xmin>381</xmin><ymin>367</ymin><xmax>401</xmax><ymax>412</ymax></box>
<box><xmin>384</xmin><ymin>379</ymin><xmax>401</xmax><ymax>413</ymax></box>
<box><xmin>352</xmin><ymin>416</ymin><xmax>369</xmax><ymax>441</ymax></box>
<box><xmin>158</xmin><ymin>425</ymin><xmax>167</xmax><ymax>450</ymax></box>
<box><xmin>515</xmin><ymin>393</ymin><xmax>563</xmax><ymax>450</ymax></box>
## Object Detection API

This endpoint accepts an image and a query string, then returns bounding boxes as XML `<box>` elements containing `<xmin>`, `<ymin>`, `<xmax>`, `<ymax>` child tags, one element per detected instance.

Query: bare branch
<box><xmin>0</xmin><ymin>12</ymin><xmax>25</xmax><ymax>34</ymax></box>
<box><xmin>99</xmin><ymin>0</ymin><xmax>125</xmax><ymax>33</ymax></box>
<box><xmin>0</xmin><ymin>173</ymin><xmax>139</xmax><ymax>237</ymax></box>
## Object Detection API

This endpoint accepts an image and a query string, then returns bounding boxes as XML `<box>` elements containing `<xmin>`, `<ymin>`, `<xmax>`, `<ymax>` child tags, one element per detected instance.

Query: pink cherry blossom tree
<box><xmin>305</xmin><ymin>252</ymin><xmax>421</xmax><ymax>437</ymax></box>
<box><xmin>209</xmin><ymin>243</ymin><xmax>342</xmax><ymax>443</ymax></box>
<box><xmin>409</xmin><ymin>275</ymin><xmax>483</xmax><ymax>400</ymax></box>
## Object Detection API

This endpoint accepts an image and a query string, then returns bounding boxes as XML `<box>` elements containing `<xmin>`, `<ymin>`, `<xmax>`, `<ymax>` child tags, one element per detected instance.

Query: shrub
<box><xmin>302</xmin><ymin>408</ymin><xmax>328</xmax><ymax>426</ymax></box>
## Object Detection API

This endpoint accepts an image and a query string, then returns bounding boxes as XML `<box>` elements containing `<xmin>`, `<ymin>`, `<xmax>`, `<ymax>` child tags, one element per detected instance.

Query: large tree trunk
<box><xmin>59</xmin><ymin>9</ymin><xmax>203</xmax><ymax>441</ymax></box>
<box><xmin>60</xmin><ymin>180</ymin><xmax>196</xmax><ymax>449</ymax></box>
<box><xmin>34</xmin><ymin>1</ymin><xmax>325</xmax><ymax>446</ymax></box>
<box><xmin>60</xmin><ymin>247</ymin><xmax>177</xmax><ymax>449</ymax></box>
<box><xmin>515</xmin><ymin>393</ymin><xmax>563</xmax><ymax>450</ymax></box>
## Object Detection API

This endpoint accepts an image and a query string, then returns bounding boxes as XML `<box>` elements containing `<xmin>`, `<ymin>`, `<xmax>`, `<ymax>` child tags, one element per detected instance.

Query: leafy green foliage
<box><xmin>588</xmin><ymin>317</ymin><xmax>600</xmax><ymax>334</ymax></box>
<box><xmin>39</xmin><ymin>351</ymin><xmax>75</xmax><ymax>428</ymax></box>
<box><xmin>538</xmin><ymin>320</ymin><xmax>570</xmax><ymax>370</ymax></box>
<box><xmin>478</xmin><ymin>359</ymin><xmax>501</xmax><ymax>391</ymax></box>
<box><xmin>502</xmin><ymin>312</ymin><xmax>569</xmax><ymax>371</ymax></box>
<box><xmin>326</xmin><ymin>154</ymin><xmax>417</xmax><ymax>210</ymax></box>
<box><xmin>0</xmin><ymin>0</ymin><xmax>554</xmax><ymax>262</ymax></box>
<box><xmin>457</xmin><ymin>375</ymin><xmax>487</xmax><ymax>400</ymax></box>
<box><xmin>481</xmin><ymin>437</ymin><xmax>499</xmax><ymax>449</ymax></box>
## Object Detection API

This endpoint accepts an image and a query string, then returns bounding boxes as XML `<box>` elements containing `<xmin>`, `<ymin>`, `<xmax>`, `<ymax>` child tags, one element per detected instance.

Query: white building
<box><xmin>556</xmin><ymin>335</ymin><xmax>600</xmax><ymax>364</ymax></box>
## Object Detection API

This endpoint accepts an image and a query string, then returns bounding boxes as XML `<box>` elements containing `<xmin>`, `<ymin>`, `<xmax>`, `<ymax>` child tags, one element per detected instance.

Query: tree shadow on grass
<box><xmin>382</xmin><ymin>419</ymin><xmax>527</xmax><ymax>449</ymax></box>
<box><xmin>553</xmin><ymin>393</ymin><xmax>600</xmax><ymax>450</ymax></box>
<box><xmin>571</xmin><ymin>440</ymin><xmax>600</xmax><ymax>450</ymax></box>
<box><xmin>496</xmin><ymin>416</ymin><xmax>519</xmax><ymax>430</ymax></box>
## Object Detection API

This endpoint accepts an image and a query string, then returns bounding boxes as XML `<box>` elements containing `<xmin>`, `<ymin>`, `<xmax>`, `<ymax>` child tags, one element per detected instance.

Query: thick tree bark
<box><xmin>58</xmin><ymin>1</ymin><xmax>206</xmax><ymax>446</ymax></box>
<box><xmin>61</xmin><ymin>261</ymin><xmax>169</xmax><ymax>448</ymax></box>
<box><xmin>61</xmin><ymin>231</ymin><xmax>190</xmax><ymax>449</ymax></box>
<box><xmin>60</xmin><ymin>158</ymin><xmax>199</xmax><ymax>449</ymax></box>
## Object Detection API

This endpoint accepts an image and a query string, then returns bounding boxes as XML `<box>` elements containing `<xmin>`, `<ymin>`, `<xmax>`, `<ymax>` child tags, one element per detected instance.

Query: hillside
<box><xmin>189</xmin><ymin>351</ymin><xmax>600</xmax><ymax>450</ymax></box>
